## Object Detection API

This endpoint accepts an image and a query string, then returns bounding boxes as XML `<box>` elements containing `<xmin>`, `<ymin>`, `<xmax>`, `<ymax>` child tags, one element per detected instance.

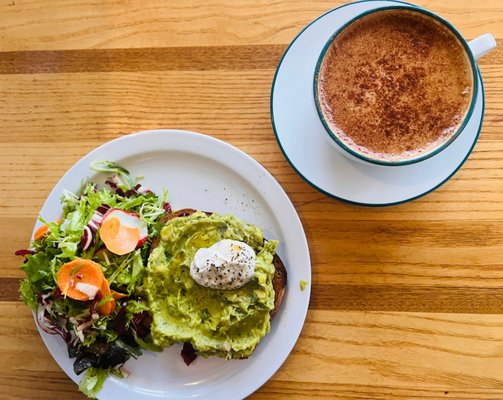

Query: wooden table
<box><xmin>1</xmin><ymin>1</ymin><xmax>502</xmax><ymax>399</ymax></box>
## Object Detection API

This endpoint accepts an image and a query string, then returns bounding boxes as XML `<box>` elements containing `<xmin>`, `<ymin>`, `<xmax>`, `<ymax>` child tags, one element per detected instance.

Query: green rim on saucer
<box><xmin>270</xmin><ymin>0</ymin><xmax>485</xmax><ymax>207</ymax></box>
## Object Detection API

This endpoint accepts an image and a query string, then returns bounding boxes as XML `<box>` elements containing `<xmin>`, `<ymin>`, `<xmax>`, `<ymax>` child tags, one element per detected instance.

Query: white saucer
<box><xmin>270</xmin><ymin>0</ymin><xmax>485</xmax><ymax>206</ymax></box>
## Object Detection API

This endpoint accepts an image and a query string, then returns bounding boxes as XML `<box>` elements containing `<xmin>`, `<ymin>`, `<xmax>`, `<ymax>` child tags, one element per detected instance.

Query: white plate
<box><xmin>271</xmin><ymin>0</ymin><xmax>486</xmax><ymax>206</ymax></box>
<box><xmin>33</xmin><ymin>130</ymin><xmax>311</xmax><ymax>400</ymax></box>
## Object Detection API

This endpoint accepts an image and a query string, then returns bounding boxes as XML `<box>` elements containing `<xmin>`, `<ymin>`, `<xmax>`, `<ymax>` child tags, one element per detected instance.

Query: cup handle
<box><xmin>468</xmin><ymin>33</ymin><xmax>497</xmax><ymax>60</ymax></box>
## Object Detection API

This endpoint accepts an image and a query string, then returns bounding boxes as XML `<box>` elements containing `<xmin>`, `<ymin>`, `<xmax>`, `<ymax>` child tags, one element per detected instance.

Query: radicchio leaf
<box><xmin>181</xmin><ymin>342</ymin><xmax>197</xmax><ymax>366</ymax></box>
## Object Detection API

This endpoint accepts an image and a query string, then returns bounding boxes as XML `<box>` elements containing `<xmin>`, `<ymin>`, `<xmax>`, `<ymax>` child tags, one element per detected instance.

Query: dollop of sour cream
<box><xmin>190</xmin><ymin>239</ymin><xmax>256</xmax><ymax>290</ymax></box>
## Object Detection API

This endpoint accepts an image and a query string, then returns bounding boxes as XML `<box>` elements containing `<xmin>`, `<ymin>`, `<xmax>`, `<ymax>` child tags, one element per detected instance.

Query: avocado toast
<box><xmin>145</xmin><ymin>208</ymin><xmax>287</xmax><ymax>359</ymax></box>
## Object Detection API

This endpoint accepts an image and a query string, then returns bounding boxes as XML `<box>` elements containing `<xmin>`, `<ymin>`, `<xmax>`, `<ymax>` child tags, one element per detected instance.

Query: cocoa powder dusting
<box><xmin>317</xmin><ymin>9</ymin><xmax>473</xmax><ymax>161</ymax></box>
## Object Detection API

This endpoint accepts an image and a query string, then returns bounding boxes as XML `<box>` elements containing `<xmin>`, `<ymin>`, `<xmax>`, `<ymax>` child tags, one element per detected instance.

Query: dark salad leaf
<box><xmin>181</xmin><ymin>342</ymin><xmax>198</xmax><ymax>366</ymax></box>
<box><xmin>72</xmin><ymin>337</ymin><xmax>141</xmax><ymax>375</ymax></box>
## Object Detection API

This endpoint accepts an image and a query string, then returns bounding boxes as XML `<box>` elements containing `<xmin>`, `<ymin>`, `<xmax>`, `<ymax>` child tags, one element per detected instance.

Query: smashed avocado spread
<box><xmin>145</xmin><ymin>211</ymin><xmax>277</xmax><ymax>359</ymax></box>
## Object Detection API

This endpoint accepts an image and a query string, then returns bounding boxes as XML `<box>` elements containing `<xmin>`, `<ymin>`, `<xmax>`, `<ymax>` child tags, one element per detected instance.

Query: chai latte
<box><xmin>317</xmin><ymin>9</ymin><xmax>474</xmax><ymax>162</ymax></box>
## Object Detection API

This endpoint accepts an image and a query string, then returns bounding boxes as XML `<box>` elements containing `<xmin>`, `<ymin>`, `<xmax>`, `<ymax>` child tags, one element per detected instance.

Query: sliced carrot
<box><xmin>34</xmin><ymin>224</ymin><xmax>50</xmax><ymax>240</ymax></box>
<box><xmin>97</xmin><ymin>279</ymin><xmax>116</xmax><ymax>316</ymax></box>
<box><xmin>111</xmin><ymin>290</ymin><xmax>128</xmax><ymax>300</ymax></box>
<box><xmin>100</xmin><ymin>216</ymin><xmax>141</xmax><ymax>256</ymax></box>
<box><xmin>57</xmin><ymin>259</ymin><xmax>104</xmax><ymax>301</ymax></box>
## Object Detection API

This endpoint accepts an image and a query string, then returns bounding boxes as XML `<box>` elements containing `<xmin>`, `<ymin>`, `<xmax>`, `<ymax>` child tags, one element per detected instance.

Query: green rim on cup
<box><xmin>313</xmin><ymin>5</ymin><xmax>480</xmax><ymax>167</ymax></box>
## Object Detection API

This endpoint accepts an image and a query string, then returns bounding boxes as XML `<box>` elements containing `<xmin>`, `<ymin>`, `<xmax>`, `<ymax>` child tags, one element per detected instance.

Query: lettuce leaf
<box><xmin>19</xmin><ymin>253</ymin><xmax>56</xmax><ymax>308</ymax></box>
<box><xmin>19</xmin><ymin>278</ymin><xmax>37</xmax><ymax>309</ymax></box>
<box><xmin>90</xmin><ymin>160</ymin><xmax>134</xmax><ymax>188</ymax></box>
<box><xmin>78</xmin><ymin>367</ymin><xmax>110</xmax><ymax>399</ymax></box>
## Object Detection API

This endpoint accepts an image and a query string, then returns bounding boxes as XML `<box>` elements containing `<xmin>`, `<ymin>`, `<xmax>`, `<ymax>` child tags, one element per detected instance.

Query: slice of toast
<box><xmin>150</xmin><ymin>208</ymin><xmax>287</xmax><ymax>317</ymax></box>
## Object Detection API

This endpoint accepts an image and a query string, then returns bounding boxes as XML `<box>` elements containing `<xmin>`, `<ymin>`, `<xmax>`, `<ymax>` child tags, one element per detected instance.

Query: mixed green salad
<box><xmin>17</xmin><ymin>161</ymin><xmax>170</xmax><ymax>398</ymax></box>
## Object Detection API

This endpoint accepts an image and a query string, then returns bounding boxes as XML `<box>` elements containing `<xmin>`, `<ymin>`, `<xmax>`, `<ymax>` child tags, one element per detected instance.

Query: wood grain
<box><xmin>0</xmin><ymin>278</ymin><xmax>21</xmax><ymax>301</ymax></box>
<box><xmin>1</xmin><ymin>0</ymin><xmax>503</xmax><ymax>399</ymax></box>
<box><xmin>0</xmin><ymin>0</ymin><xmax>502</xmax><ymax>51</ymax></box>
<box><xmin>0</xmin><ymin>45</ymin><xmax>287</xmax><ymax>74</ymax></box>
<box><xmin>4</xmin><ymin>304</ymin><xmax>503</xmax><ymax>399</ymax></box>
